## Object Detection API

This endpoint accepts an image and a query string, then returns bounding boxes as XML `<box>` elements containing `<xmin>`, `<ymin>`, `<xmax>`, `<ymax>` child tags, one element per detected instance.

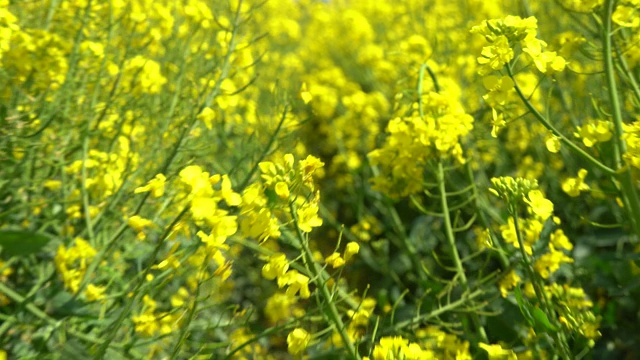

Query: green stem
<box><xmin>506</xmin><ymin>64</ymin><xmax>616</xmax><ymax>176</ymax></box>
<box><xmin>437</xmin><ymin>162</ymin><xmax>488</xmax><ymax>344</ymax></box>
<box><xmin>512</xmin><ymin>210</ymin><xmax>572</xmax><ymax>360</ymax></box>
<box><xmin>290</xmin><ymin>203</ymin><xmax>360</xmax><ymax>360</ymax></box>
<box><xmin>465</xmin><ymin>163</ymin><xmax>509</xmax><ymax>267</ymax></box>
<box><xmin>94</xmin><ymin>207</ymin><xmax>189</xmax><ymax>358</ymax></box>
<box><xmin>603</xmin><ymin>0</ymin><xmax>640</xmax><ymax>239</ymax></box>
<box><xmin>0</xmin><ymin>283</ymin><xmax>126</xmax><ymax>350</ymax></box>
<box><xmin>419</xmin><ymin>63</ymin><xmax>488</xmax><ymax>343</ymax></box>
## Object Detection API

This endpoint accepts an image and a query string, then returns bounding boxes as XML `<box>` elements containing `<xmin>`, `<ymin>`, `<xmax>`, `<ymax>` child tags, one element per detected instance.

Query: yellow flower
<box><xmin>478</xmin><ymin>343</ymin><xmax>517</xmax><ymax>359</ymax></box>
<box><xmin>134</xmin><ymin>173</ymin><xmax>166</xmax><ymax>198</ymax></box>
<box><xmin>372</xmin><ymin>336</ymin><xmax>427</xmax><ymax>360</ymax></box>
<box><xmin>287</xmin><ymin>328</ymin><xmax>311</xmax><ymax>355</ymax></box>
<box><xmin>498</xmin><ymin>270</ymin><xmax>521</xmax><ymax>297</ymax></box>
<box><xmin>197</xmin><ymin>107</ymin><xmax>216</xmax><ymax>129</ymax></box>
<box><xmin>613</xmin><ymin>5</ymin><xmax>640</xmax><ymax>27</ymax></box>
<box><xmin>477</xmin><ymin>36</ymin><xmax>514</xmax><ymax>75</ymax></box>
<box><xmin>561</xmin><ymin>169</ymin><xmax>590</xmax><ymax>197</ymax></box>
<box><xmin>344</xmin><ymin>242</ymin><xmax>360</xmax><ymax>262</ymax></box>
<box><xmin>280</xmin><ymin>270</ymin><xmax>311</xmax><ymax>298</ymax></box>
<box><xmin>296</xmin><ymin>202</ymin><xmax>323</xmax><ymax>233</ymax></box>
<box><xmin>132</xmin><ymin>312</ymin><xmax>158</xmax><ymax>337</ymax></box>
<box><xmin>575</xmin><ymin>119</ymin><xmax>612</xmax><ymax>147</ymax></box>
<box><xmin>545</xmin><ymin>135</ymin><xmax>561</xmax><ymax>153</ymax></box>
<box><xmin>211</xmin><ymin>174</ymin><xmax>242</xmax><ymax>206</ymax></box>
<box><xmin>300</xmin><ymin>82</ymin><xmax>313</xmax><ymax>104</ymax></box>
<box><xmin>275</xmin><ymin>181</ymin><xmax>290</xmax><ymax>199</ymax></box>
<box><xmin>127</xmin><ymin>215</ymin><xmax>154</xmax><ymax>232</ymax></box>
<box><xmin>524</xmin><ymin>189</ymin><xmax>554</xmax><ymax>221</ymax></box>
<box><xmin>43</xmin><ymin>179</ymin><xmax>63</xmax><ymax>191</ymax></box>
<box><xmin>85</xmin><ymin>284</ymin><xmax>107</xmax><ymax>302</ymax></box>
<box><xmin>262</xmin><ymin>253</ymin><xmax>289</xmax><ymax>280</ymax></box>
<box><xmin>325</xmin><ymin>252</ymin><xmax>345</xmax><ymax>268</ymax></box>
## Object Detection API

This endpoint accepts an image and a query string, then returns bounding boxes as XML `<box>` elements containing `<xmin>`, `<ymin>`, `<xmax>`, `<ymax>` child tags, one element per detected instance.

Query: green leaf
<box><xmin>48</xmin><ymin>291</ymin><xmax>95</xmax><ymax>319</ymax></box>
<box><xmin>0</xmin><ymin>230</ymin><xmax>51</xmax><ymax>258</ymax></box>
<box><xmin>532</xmin><ymin>307</ymin><xmax>559</xmax><ymax>332</ymax></box>
<box><xmin>513</xmin><ymin>286</ymin><xmax>534</xmax><ymax>326</ymax></box>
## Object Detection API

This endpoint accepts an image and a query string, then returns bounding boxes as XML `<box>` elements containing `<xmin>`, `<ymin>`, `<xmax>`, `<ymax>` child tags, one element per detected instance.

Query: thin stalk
<box><xmin>0</xmin><ymin>283</ymin><xmax>130</xmax><ymax>351</ymax></box>
<box><xmin>94</xmin><ymin>206</ymin><xmax>189</xmax><ymax>358</ymax></box>
<box><xmin>512</xmin><ymin>210</ymin><xmax>572</xmax><ymax>360</ymax></box>
<box><xmin>437</xmin><ymin>162</ymin><xmax>488</xmax><ymax>344</ymax></box>
<box><xmin>290</xmin><ymin>203</ymin><xmax>360</xmax><ymax>360</ymax></box>
<box><xmin>506</xmin><ymin>64</ymin><xmax>616</xmax><ymax>176</ymax></box>
<box><xmin>419</xmin><ymin>63</ymin><xmax>488</xmax><ymax>343</ymax></box>
<box><xmin>603</xmin><ymin>0</ymin><xmax>640</xmax><ymax>239</ymax></box>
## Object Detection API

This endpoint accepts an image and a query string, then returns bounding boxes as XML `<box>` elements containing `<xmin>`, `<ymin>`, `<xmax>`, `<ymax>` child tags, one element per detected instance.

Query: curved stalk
<box><xmin>506</xmin><ymin>64</ymin><xmax>616</xmax><ymax>176</ymax></box>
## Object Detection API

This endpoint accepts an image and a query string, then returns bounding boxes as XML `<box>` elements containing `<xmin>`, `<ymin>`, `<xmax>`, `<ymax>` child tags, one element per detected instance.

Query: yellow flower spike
<box><xmin>287</xmin><ymin>328</ymin><xmax>311</xmax><ymax>355</ymax></box>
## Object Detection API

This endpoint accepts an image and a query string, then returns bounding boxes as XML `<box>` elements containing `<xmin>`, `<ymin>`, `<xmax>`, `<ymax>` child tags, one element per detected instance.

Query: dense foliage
<box><xmin>1</xmin><ymin>0</ymin><xmax>640</xmax><ymax>358</ymax></box>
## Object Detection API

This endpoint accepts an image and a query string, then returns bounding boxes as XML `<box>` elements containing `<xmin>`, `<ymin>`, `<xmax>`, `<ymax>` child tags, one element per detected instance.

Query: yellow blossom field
<box><xmin>1</xmin><ymin>0</ymin><xmax>640</xmax><ymax>358</ymax></box>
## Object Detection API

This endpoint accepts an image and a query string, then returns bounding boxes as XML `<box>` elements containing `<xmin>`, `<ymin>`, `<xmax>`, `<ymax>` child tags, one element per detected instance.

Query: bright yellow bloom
<box><xmin>296</xmin><ymin>202</ymin><xmax>323</xmax><ymax>233</ymax></box>
<box><xmin>562</xmin><ymin>169</ymin><xmax>590</xmax><ymax>197</ymax></box>
<box><xmin>197</xmin><ymin>107</ymin><xmax>216</xmax><ymax>129</ymax></box>
<box><xmin>280</xmin><ymin>270</ymin><xmax>311</xmax><ymax>298</ymax></box>
<box><xmin>325</xmin><ymin>252</ymin><xmax>345</xmax><ymax>268</ymax></box>
<box><xmin>43</xmin><ymin>179</ymin><xmax>63</xmax><ymax>191</ymax></box>
<box><xmin>275</xmin><ymin>181</ymin><xmax>290</xmax><ymax>199</ymax></box>
<box><xmin>575</xmin><ymin>119</ymin><xmax>612</xmax><ymax>147</ymax></box>
<box><xmin>524</xmin><ymin>190</ymin><xmax>554</xmax><ymax>221</ymax></box>
<box><xmin>498</xmin><ymin>270</ymin><xmax>521</xmax><ymax>298</ymax></box>
<box><xmin>287</xmin><ymin>328</ymin><xmax>311</xmax><ymax>355</ymax></box>
<box><xmin>134</xmin><ymin>173</ymin><xmax>166</xmax><ymax>198</ymax></box>
<box><xmin>300</xmin><ymin>82</ymin><xmax>313</xmax><ymax>104</ymax></box>
<box><xmin>85</xmin><ymin>284</ymin><xmax>107</xmax><ymax>302</ymax></box>
<box><xmin>479</xmin><ymin>343</ymin><xmax>517</xmax><ymax>359</ymax></box>
<box><xmin>127</xmin><ymin>215</ymin><xmax>154</xmax><ymax>232</ymax></box>
<box><xmin>344</xmin><ymin>242</ymin><xmax>360</xmax><ymax>262</ymax></box>
<box><xmin>262</xmin><ymin>253</ymin><xmax>289</xmax><ymax>280</ymax></box>
<box><xmin>613</xmin><ymin>5</ymin><xmax>640</xmax><ymax>27</ymax></box>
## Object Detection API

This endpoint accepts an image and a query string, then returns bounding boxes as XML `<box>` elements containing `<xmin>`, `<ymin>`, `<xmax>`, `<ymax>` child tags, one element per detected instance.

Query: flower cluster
<box><xmin>368</xmin><ymin>91</ymin><xmax>474</xmax><ymax>198</ymax></box>
<box><xmin>240</xmin><ymin>153</ymin><xmax>324</xmax><ymax>241</ymax></box>
<box><xmin>471</xmin><ymin>15</ymin><xmax>566</xmax><ymax>75</ymax></box>
<box><xmin>54</xmin><ymin>238</ymin><xmax>106</xmax><ymax>302</ymax></box>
